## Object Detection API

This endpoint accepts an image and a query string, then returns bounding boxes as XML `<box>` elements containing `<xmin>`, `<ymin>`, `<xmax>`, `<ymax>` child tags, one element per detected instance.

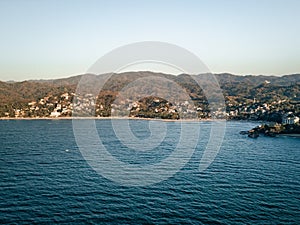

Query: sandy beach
<box><xmin>0</xmin><ymin>116</ymin><xmax>220</xmax><ymax>122</ymax></box>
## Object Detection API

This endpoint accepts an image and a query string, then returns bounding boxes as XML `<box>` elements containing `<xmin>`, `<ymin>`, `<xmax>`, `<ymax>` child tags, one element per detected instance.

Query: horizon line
<box><xmin>1</xmin><ymin>71</ymin><xmax>300</xmax><ymax>83</ymax></box>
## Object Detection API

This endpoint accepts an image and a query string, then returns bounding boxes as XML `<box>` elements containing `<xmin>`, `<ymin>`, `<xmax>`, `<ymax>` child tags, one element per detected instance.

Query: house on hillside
<box><xmin>50</xmin><ymin>111</ymin><xmax>61</xmax><ymax>117</ymax></box>
<box><xmin>282</xmin><ymin>112</ymin><xmax>299</xmax><ymax>124</ymax></box>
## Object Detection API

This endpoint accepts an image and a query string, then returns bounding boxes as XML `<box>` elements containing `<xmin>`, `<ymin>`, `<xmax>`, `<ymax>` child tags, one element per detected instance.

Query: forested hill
<box><xmin>0</xmin><ymin>72</ymin><xmax>299</xmax><ymax>120</ymax></box>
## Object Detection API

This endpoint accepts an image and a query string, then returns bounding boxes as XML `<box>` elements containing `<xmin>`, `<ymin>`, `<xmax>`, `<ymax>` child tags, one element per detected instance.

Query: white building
<box><xmin>50</xmin><ymin>111</ymin><xmax>61</xmax><ymax>117</ymax></box>
<box><xmin>282</xmin><ymin>112</ymin><xmax>299</xmax><ymax>124</ymax></box>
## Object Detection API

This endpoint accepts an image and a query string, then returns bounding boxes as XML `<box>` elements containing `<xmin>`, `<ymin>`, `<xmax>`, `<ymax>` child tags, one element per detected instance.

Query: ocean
<box><xmin>0</xmin><ymin>119</ymin><xmax>299</xmax><ymax>224</ymax></box>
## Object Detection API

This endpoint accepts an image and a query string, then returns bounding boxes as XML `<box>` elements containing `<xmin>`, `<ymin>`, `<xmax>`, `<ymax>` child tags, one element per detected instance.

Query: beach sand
<box><xmin>0</xmin><ymin>116</ymin><xmax>220</xmax><ymax>122</ymax></box>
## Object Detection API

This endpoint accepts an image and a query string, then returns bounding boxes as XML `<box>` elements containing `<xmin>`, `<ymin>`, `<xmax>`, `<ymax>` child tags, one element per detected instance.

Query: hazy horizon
<box><xmin>2</xmin><ymin>70</ymin><xmax>300</xmax><ymax>83</ymax></box>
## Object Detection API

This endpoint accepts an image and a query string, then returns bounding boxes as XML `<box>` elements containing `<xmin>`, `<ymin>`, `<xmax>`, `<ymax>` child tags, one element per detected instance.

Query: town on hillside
<box><xmin>0</xmin><ymin>90</ymin><xmax>299</xmax><ymax>123</ymax></box>
<box><xmin>0</xmin><ymin>73</ymin><xmax>299</xmax><ymax>121</ymax></box>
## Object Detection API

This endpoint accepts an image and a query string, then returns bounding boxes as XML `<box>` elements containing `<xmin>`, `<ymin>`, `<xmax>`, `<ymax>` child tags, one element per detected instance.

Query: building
<box><xmin>50</xmin><ymin>111</ymin><xmax>61</xmax><ymax>117</ymax></box>
<box><xmin>282</xmin><ymin>112</ymin><xmax>300</xmax><ymax>124</ymax></box>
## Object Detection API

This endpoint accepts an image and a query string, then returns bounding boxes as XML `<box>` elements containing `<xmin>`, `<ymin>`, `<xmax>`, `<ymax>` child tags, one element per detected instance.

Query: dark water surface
<box><xmin>0</xmin><ymin>120</ymin><xmax>299</xmax><ymax>224</ymax></box>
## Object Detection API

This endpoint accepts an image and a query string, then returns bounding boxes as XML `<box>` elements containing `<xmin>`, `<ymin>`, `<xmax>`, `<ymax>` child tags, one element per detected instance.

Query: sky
<box><xmin>0</xmin><ymin>0</ymin><xmax>299</xmax><ymax>81</ymax></box>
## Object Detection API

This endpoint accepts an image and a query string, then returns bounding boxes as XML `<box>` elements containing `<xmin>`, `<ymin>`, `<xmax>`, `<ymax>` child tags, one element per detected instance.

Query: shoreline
<box><xmin>0</xmin><ymin>117</ymin><xmax>265</xmax><ymax>123</ymax></box>
<box><xmin>0</xmin><ymin>116</ymin><xmax>222</xmax><ymax>122</ymax></box>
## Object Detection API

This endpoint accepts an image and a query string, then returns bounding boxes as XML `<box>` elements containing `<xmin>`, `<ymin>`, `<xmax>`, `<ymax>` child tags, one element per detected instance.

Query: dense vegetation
<box><xmin>0</xmin><ymin>72</ymin><xmax>299</xmax><ymax>120</ymax></box>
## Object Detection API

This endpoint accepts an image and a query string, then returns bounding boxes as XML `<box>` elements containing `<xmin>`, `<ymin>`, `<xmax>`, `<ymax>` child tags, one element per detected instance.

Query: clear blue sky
<box><xmin>0</xmin><ymin>0</ymin><xmax>299</xmax><ymax>81</ymax></box>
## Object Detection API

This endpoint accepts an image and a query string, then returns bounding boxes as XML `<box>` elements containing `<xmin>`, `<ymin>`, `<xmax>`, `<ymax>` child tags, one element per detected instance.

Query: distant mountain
<box><xmin>1</xmin><ymin>72</ymin><xmax>299</xmax><ymax>102</ymax></box>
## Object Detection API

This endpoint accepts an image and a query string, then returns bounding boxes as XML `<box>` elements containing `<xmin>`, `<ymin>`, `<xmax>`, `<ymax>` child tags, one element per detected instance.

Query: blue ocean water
<box><xmin>0</xmin><ymin>120</ymin><xmax>299</xmax><ymax>224</ymax></box>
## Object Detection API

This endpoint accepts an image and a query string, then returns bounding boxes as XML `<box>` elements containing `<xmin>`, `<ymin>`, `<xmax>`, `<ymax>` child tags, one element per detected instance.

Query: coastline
<box><xmin>244</xmin><ymin>122</ymin><xmax>300</xmax><ymax>138</ymax></box>
<box><xmin>0</xmin><ymin>116</ymin><xmax>223</xmax><ymax>122</ymax></box>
